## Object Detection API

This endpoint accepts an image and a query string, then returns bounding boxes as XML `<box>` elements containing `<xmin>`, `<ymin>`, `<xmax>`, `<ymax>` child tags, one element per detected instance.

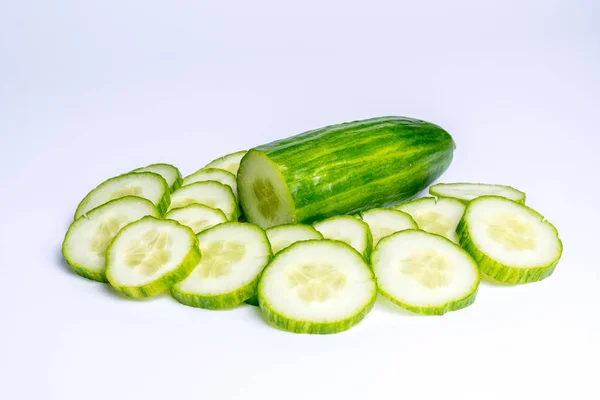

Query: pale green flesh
<box><xmin>164</xmin><ymin>204</ymin><xmax>227</xmax><ymax>234</ymax></box>
<box><xmin>430</xmin><ymin>183</ymin><xmax>526</xmax><ymax>204</ymax></box>
<box><xmin>132</xmin><ymin>163</ymin><xmax>182</xmax><ymax>192</ymax></box>
<box><xmin>266</xmin><ymin>224</ymin><xmax>323</xmax><ymax>254</ymax></box>
<box><xmin>182</xmin><ymin>168</ymin><xmax>237</xmax><ymax>199</ymax></box>
<box><xmin>312</xmin><ymin>216</ymin><xmax>372</xmax><ymax>260</ymax></box>
<box><xmin>395</xmin><ymin>197</ymin><xmax>465</xmax><ymax>243</ymax></box>
<box><xmin>204</xmin><ymin>150</ymin><xmax>247</xmax><ymax>175</ymax></box>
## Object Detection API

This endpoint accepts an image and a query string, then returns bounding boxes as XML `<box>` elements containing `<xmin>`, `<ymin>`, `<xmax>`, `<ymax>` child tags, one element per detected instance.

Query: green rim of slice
<box><xmin>395</xmin><ymin>197</ymin><xmax>466</xmax><ymax>243</ymax></box>
<box><xmin>62</xmin><ymin>196</ymin><xmax>160</xmax><ymax>282</ymax></box>
<box><xmin>182</xmin><ymin>168</ymin><xmax>238</xmax><ymax>199</ymax></box>
<box><xmin>266</xmin><ymin>223</ymin><xmax>324</xmax><ymax>254</ymax></box>
<box><xmin>132</xmin><ymin>163</ymin><xmax>183</xmax><ymax>192</ymax></box>
<box><xmin>358</xmin><ymin>208</ymin><xmax>417</xmax><ymax>247</ymax></box>
<box><xmin>204</xmin><ymin>150</ymin><xmax>248</xmax><ymax>175</ymax></box>
<box><xmin>313</xmin><ymin>215</ymin><xmax>372</xmax><ymax>261</ymax></box>
<box><xmin>429</xmin><ymin>182</ymin><xmax>526</xmax><ymax>204</ymax></box>
<box><xmin>457</xmin><ymin>196</ymin><xmax>562</xmax><ymax>284</ymax></box>
<box><xmin>372</xmin><ymin>230</ymin><xmax>480</xmax><ymax>315</ymax></box>
<box><xmin>170</xmin><ymin>222</ymin><xmax>272</xmax><ymax>309</ymax></box>
<box><xmin>258</xmin><ymin>240</ymin><xmax>377</xmax><ymax>334</ymax></box>
<box><xmin>105</xmin><ymin>216</ymin><xmax>201</xmax><ymax>299</ymax></box>
<box><xmin>168</xmin><ymin>181</ymin><xmax>239</xmax><ymax>221</ymax></box>
<box><xmin>164</xmin><ymin>204</ymin><xmax>228</xmax><ymax>234</ymax></box>
<box><xmin>75</xmin><ymin>171</ymin><xmax>170</xmax><ymax>219</ymax></box>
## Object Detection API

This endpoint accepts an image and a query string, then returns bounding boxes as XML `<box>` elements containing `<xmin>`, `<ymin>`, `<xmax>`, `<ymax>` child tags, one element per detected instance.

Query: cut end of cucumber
<box><xmin>238</xmin><ymin>150</ymin><xmax>296</xmax><ymax>229</ymax></box>
<box><xmin>458</xmin><ymin>196</ymin><xmax>562</xmax><ymax>284</ymax></box>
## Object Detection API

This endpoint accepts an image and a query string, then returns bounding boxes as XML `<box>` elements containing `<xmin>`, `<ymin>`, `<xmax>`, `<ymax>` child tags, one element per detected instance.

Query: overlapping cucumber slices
<box><xmin>266</xmin><ymin>224</ymin><xmax>323</xmax><ymax>254</ymax></box>
<box><xmin>203</xmin><ymin>150</ymin><xmax>247</xmax><ymax>175</ymax></box>
<box><xmin>169</xmin><ymin>181</ymin><xmax>238</xmax><ymax>220</ymax></box>
<box><xmin>396</xmin><ymin>197</ymin><xmax>465</xmax><ymax>243</ymax></box>
<box><xmin>313</xmin><ymin>216</ymin><xmax>372</xmax><ymax>260</ymax></box>
<box><xmin>430</xmin><ymin>183</ymin><xmax>526</xmax><ymax>204</ymax></box>
<box><xmin>457</xmin><ymin>196</ymin><xmax>562</xmax><ymax>284</ymax></box>
<box><xmin>171</xmin><ymin>222</ymin><xmax>272</xmax><ymax>309</ymax></box>
<box><xmin>182</xmin><ymin>168</ymin><xmax>238</xmax><ymax>200</ymax></box>
<box><xmin>258</xmin><ymin>240</ymin><xmax>377</xmax><ymax>334</ymax></box>
<box><xmin>132</xmin><ymin>163</ymin><xmax>182</xmax><ymax>192</ymax></box>
<box><xmin>106</xmin><ymin>217</ymin><xmax>201</xmax><ymax>298</ymax></box>
<box><xmin>372</xmin><ymin>230</ymin><xmax>480</xmax><ymax>315</ymax></box>
<box><xmin>359</xmin><ymin>208</ymin><xmax>416</xmax><ymax>246</ymax></box>
<box><xmin>164</xmin><ymin>204</ymin><xmax>227</xmax><ymax>234</ymax></box>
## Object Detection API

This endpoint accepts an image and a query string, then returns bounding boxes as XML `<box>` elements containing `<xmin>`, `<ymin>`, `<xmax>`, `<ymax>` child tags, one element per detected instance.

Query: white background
<box><xmin>1</xmin><ymin>1</ymin><xmax>599</xmax><ymax>399</ymax></box>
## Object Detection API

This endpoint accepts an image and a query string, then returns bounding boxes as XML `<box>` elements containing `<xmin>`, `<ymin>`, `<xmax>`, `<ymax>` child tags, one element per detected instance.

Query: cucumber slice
<box><xmin>430</xmin><ymin>183</ymin><xmax>526</xmax><ymax>204</ymax></box>
<box><xmin>164</xmin><ymin>204</ymin><xmax>227</xmax><ymax>234</ymax></box>
<box><xmin>457</xmin><ymin>196</ymin><xmax>562</xmax><ymax>284</ymax></box>
<box><xmin>258</xmin><ymin>240</ymin><xmax>377</xmax><ymax>334</ymax></box>
<box><xmin>132</xmin><ymin>163</ymin><xmax>182</xmax><ymax>192</ymax></box>
<box><xmin>358</xmin><ymin>208</ymin><xmax>417</xmax><ymax>246</ymax></box>
<box><xmin>182</xmin><ymin>168</ymin><xmax>237</xmax><ymax>199</ymax></box>
<box><xmin>171</xmin><ymin>222</ymin><xmax>271</xmax><ymax>309</ymax></box>
<box><xmin>395</xmin><ymin>197</ymin><xmax>466</xmax><ymax>243</ymax></box>
<box><xmin>372</xmin><ymin>230</ymin><xmax>480</xmax><ymax>315</ymax></box>
<box><xmin>105</xmin><ymin>216</ymin><xmax>201</xmax><ymax>298</ymax></box>
<box><xmin>168</xmin><ymin>181</ymin><xmax>239</xmax><ymax>220</ymax></box>
<box><xmin>63</xmin><ymin>197</ymin><xmax>159</xmax><ymax>282</ymax></box>
<box><xmin>266</xmin><ymin>224</ymin><xmax>323</xmax><ymax>254</ymax></box>
<box><xmin>204</xmin><ymin>150</ymin><xmax>247</xmax><ymax>175</ymax></box>
<box><xmin>313</xmin><ymin>216</ymin><xmax>372</xmax><ymax>260</ymax></box>
<box><xmin>75</xmin><ymin>172</ymin><xmax>170</xmax><ymax>219</ymax></box>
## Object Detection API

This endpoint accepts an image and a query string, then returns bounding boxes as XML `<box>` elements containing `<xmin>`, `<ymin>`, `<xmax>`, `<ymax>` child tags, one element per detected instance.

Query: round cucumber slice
<box><xmin>204</xmin><ymin>150</ymin><xmax>247</xmax><ymax>175</ymax></box>
<box><xmin>182</xmin><ymin>168</ymin><xmax>238</xmax><ymax>199</ymax></box>
<box><xmin>313</xmin><ymin>215</ymin><xmax>372</xmax><ymax>260</ymax></box>
<box><xmin>105</xmin><ymin>217</ymin><xmax>201</xmax><ymax>298</ymax></box>
<box><xmin>430</xmin><ymin>182</ymin><xmax>526</xmax><ymax>204</ymax></box>
<box><xmin>395</xmin><ymin>197</ymin><xmax>466</xmax><ymax>243</ymax></box>
<box><xmin>63</xmin><ymin>196</ymin><xmax>159</xmax><ymax>282</ymax></box>
<box><xmin>237</xmin><ymin>150</ymin><xmax>296</xmax><ymax>229</ymax></box>
<box><xmin>168</xmin><ymin>181</ymin><xmax>239</xmax><ymax>221</ymax></box>
<box><xmin>266</xmin><ymin>224</ymin><xmax>323</xmax><ymax>254</ymax></box>
<box><xmin>457</xmin><ymin>196</ymin><xmax>562</xmax><ymax>284</ymax></box>
<box><xmin>132</xmin><ymin>163</ymin><xmax>182</xmax><ymax>192</ymax></box>
<box><xmin>372</xmin><ymin>230</ymin><xmax>480</xmax><ymax>315</ymax></box>
<box><xmin>75</xmin><ymin>172</ymin><xmax>170</xmax><ymax>219</ymax></box>
<box><xmin>358</xmin><ymin>208</ymin><xmax>417</xmax><ymax>246</ymax></box>
<box><xmin>170</xmin><ymin>222</ymin><xmax>272</xmax><ymax>309</ymax></box>
<box><xmin>258</xmin><ymin>240</ymin><xmax>376</xmax><ymax>334</ymax></box>
<box><xmin>164</xmin><ymin>204</ymin><xmax>227</xmax><ymax>234</ymax></box>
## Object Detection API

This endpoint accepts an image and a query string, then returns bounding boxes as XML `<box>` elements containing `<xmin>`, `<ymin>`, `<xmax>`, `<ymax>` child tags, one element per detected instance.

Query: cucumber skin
<box><xmin>105</xmin><ymin>218</ymin><xmax>201</xmax><ymax>299</ymax></box>
<box><xmin>171</xmin><ymin>277</ymin><xmax>259</xmax><ymax>310</ymax></box>
<box><xmin>69</xmin><ymin>265</ymin><xmax>109</xmax><ymax>283</ymax></box>
<box><xmin>245</xmin><ymin>116</ymin><xmax>454</xmax><ymax>224</ymax></box>
<box><xmin>456</xmin><ymin>197</ymin><xmax>562</xmax><ymax>284</ymax></box>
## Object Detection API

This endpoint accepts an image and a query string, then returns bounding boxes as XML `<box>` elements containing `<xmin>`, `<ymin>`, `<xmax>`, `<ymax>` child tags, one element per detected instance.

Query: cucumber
<box><xmin>358</xmin><ymin>208</ymin><xmax>417</xmax><ymax>246</ymax></box>
<box><xmin>395</xmin><ymin>197</ymin><xmax>466</xmax><ymax>243</ymax></box>
<box><xmin>457</xmin><ymin>196</ymin><xmax>562</xmax><ymax>284</ymax></box>
<box><xmin>75</xmin><ymin>172</ymin><xmax>170</xmax><ymax>219</ymax></box>
<box><xmin>238</xmin><ymin>116</ymin><xmax>454</xmax><ymax>228</ymax></box>
<box><xmin>204</xmin><ymin>150</ymin><xmax>247</xmax><ymax>175</ymax></box>
<box><xmin>430</xmin><ymin>182</ymin><xmax>526</xmax><ymax>204</ymax></box>
<box><xmin>372</xmin><ymin>230</ymin><xmax>480</xmax><ymax>315</ymax></box>
<box><xmin>164</xmin><ymin>204</ymin><xmax>227</xmax><ymax>234</ymax></box>
<box><xmin>258</xmin><ymin>240</ymin><xmax>377</xmax><ymax>334</ymax></box>
<box><xmin>132</xmin><ymin>163</ymin><xmax>182</xmax><ymax>192</ymax></box>
<box><xmin>171</xmin><ymin>222</ymin><xmax>271</xmax><ymax>309</ymax></box>
<box><xmin>266</xmin><ymin>224</ymin><xmax>323</xmax><ymax>254</ymax></box>
<box><xmin>63</xmin><ymin>196</ymin><xmax>159</xmax><ymax>282</ymax></box>
<box><xmin>105</xmin><ymin>216</ymin><xmax>201</xmax><ymax>299</ymax></box>
<box><xmin>313</xmin><ymin>215</ymin><xmax>372</xmax><ymax>260</ymax></box>
<box><xmin>182</xmin><ymin>168</ymin><xmax>238</xmax><ymax>199</ymax></box>
<box><xmin>168</xmin><ymin>181</ymin><xmax>239</xmax><ymax>220</ymax></box>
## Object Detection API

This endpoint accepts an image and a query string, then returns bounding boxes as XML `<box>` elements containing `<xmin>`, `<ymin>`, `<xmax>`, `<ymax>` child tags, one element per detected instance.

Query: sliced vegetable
<box><xmin>63</xmin><ymin>197</ymin><xmax>159</xmax><ymax>282</ymax></box>
<box><xmin>204</xmin><ymin>150</ymin><xmax>247</xmax><ymax>175</ymax></box>
<box><xmin>457</xmin><ymin>196</ymin><xmax>562</xmax><ymax>284</ymax></box>
<box><xmin>237</xmin><ymin>116</ymin><xmax>454</xmax><ymax>228</ymax></box>
<box><xmin>430</xmin><ymin>182</ymin><xmax>526</xmax><ymax>204</ymax></box>
<box><xmin>132</xmin><ymin>163</ymin><xmax>182</xmax><ymax>192</ymax></box>
<box><xmin>164</xmin><ymin>204</ymin><xmax>227</xmax><ymax>234</ymax></box>
<box><xmin>168</xmin><ymin>181</ymin><xmax>238</xmax><ymax>220</ymax></box>
<box><xmin>171</xmin><ymin>222</ymin><xmax>271</xmax><ymax>309</ymax></box>
<box><xmin>105</xmin><ymin>216</ymin><xmax>201</xmax><ymax>298</ymax></box>
<box><xmin>258</xmin><ymin>240</ymin><xmax>376</xmax><ymax>334</ymax></box>
<box><xmin>182</xmin><ymin>168</ymin><xmax>238</xmax><ymax>199</ymax></box>
<box><xmin>372</xmin><ymin>230</ymin><xmax>480</xmax><ymax>315</ymax></box>
<box><xmin>359</xmin><ymin>208</ymin><xmax>417</xmax><ymax>246</ymax></box>
<box><xmin>396</xmin><ymin>197</ymin><xmax>466</xmax><ymax>243</ymax></box>
<box><xmin>75</xmin><ymin>172</ymin><xmax>170</xmax><ymax>219</ymax></box>
<box><xmin>266</xmin><ymin>224</ymin><xmax>323</xmax><ymax>254</ymax></box>
<box><xmin>313</xmin><ymin>215</ymin><xmax>372</xmax><ymax>260</ymax></box>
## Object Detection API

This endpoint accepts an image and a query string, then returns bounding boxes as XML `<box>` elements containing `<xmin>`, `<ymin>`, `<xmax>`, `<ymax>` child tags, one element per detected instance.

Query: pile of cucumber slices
<box><xmin>63</xmin><ymin>152</ymin><xmax>562</xmax><ymax>335</ymax></box>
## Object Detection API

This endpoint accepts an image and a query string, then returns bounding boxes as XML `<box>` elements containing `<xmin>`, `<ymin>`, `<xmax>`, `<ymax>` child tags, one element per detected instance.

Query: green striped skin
<box><xmin>457</xmin><ymin>197</ymin><xmax>562</xmax><ymax>284</ymax></box>
<box><xmin>133</xmin><ymin>163</ymin><xmax>183</xmax><ymax>193</ymax></box>
<box><xmin>105</xmin><ymin>218</ymin><xmax>201</xmax><ymax>299</ymax></box>
<box><xmin>238</xmin><ymin>116</ymin><xmax>454</xmax><ymax>228</ymax></box>
<box><xmin>171</xmin><ymin>276</ymin><xmax>259</xmax><ymax>310</ymax></box>
<box><xmin>75</xmin><ymin>172</ymin><xmax>171</xmax><ymax>219</ymax></box>
<box><xmin>68</xmin><ymin>265</ymin><xmax>109</xmax><ymax>283</ymax></box>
